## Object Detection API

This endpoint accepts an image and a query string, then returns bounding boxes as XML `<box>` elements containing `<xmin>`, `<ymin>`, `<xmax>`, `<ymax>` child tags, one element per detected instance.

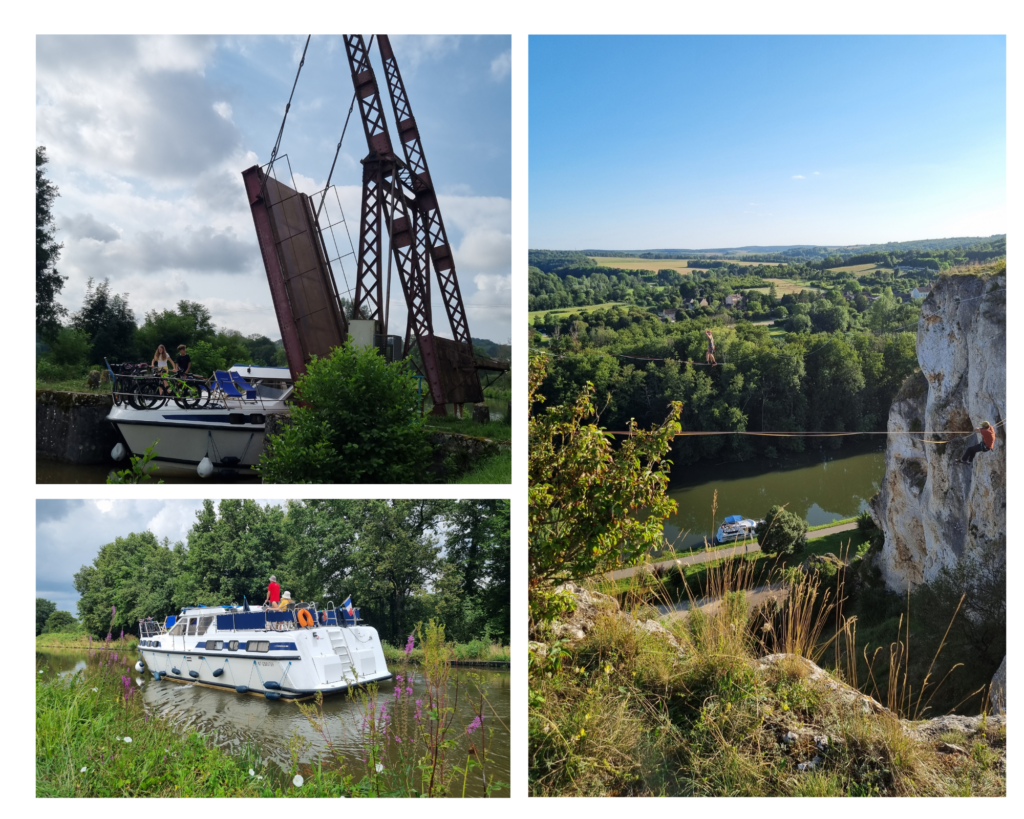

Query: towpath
<box><xmin>600</xmin><ymin>521</ymin><xmax>859</xmax><ymax>583</ymax></box>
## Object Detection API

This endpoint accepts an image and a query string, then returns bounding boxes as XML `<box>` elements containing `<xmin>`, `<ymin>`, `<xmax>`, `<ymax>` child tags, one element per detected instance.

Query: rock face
<box><xmin>871</xmin><ymin>274</ymin><xmax>1006</xmax><ymax>590</ymax></box>
<box><xmin>990</xmin><ymin>655</ymin><xmax>1006</xmax><ymax>715</ymax></box>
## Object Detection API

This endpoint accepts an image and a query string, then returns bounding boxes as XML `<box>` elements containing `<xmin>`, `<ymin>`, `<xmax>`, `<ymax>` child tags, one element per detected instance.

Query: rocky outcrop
<box><xmin>870</xmin><ymin>273</ymin><xmax>1005</xmax><ymax>590</ymax></box>
<box><xmin>990</xmin><ymin>655</ymin><xmax>1006</xmax><ymax>715</ymax></box>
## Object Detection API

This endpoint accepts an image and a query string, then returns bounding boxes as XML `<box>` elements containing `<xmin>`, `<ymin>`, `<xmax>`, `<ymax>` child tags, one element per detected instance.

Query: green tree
<box><xmin>789</xmin><ymin>314</ymin><xmax>812</xmax><ymax>333</ymax></box>
<box><xmin>178</xmin><ymin>499</ymin><xmax>287</xmax><ymax>608</ymax></box>
<box><xmin>37</xmin><ymin>146</ymin><xmax>67</xmax><ymax>341</ymax></box>
<box><xmin>36</xmin><ymin>598</ymin><xmax>58</xmax><ymax>636</ymax></box>
<box><xmin>258</xmin><ymin>343</ymin><xmax>432</xmax><ymax>484</ymax></box>
<box><xmin>44</xmin><ymin>610</ymin><xmax>77</xmax><ymax>633</ymax></box>
<box><xmin>344</xmin><ymin>500</ymin><xmax>445</xmax><ymax>642</ymax></box>
<box><xmin>73</xmin><ymin>531</ymin><xmax>180</xmax><ymax>636</ymax></box>
<box><xmin>529</xmin><ymin>357</ymin><xmax>681</xmax><ymax>625</ymax></box>
<box><xmin>70</xmin><ymin>278</ymin><xmax>137</xmax><ymax>363</ymax></box>
<box><xmin>283</xmin><ymin>499</ymin><xmax>369</xmax><ymax>603</ymax></box>
<box><xmin>755</xmin><ymin>505</ymin><xmax>807</xmax><ymax>557</ymax></box>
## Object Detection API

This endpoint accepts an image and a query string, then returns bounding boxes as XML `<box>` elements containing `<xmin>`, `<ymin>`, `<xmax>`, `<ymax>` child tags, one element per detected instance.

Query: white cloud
<box><xmin>213</xmin><ymin>101</ymin><xmax>233</xmax><ymax>121</ymax></box>
<box><xmin>792</xmin><ymin>174</ymin><xmax>805</xmax><ymax>180</ymax></box>
<box><xmin>813</xmin><ymin>171</ymin><xmax>820</xmax><ymax>175</ymax></box>
<box><xmin>490</xmin><ymin>50</ymin><xmax>511</xmax><ymax>81</ymax></box>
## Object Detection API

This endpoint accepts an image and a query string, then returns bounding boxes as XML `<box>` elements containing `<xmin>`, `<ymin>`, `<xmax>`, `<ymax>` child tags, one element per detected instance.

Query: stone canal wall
<box><xmin>37</xmin><ymin>390</ymin><xmax>121</xmax><ymax>464</ymax></box>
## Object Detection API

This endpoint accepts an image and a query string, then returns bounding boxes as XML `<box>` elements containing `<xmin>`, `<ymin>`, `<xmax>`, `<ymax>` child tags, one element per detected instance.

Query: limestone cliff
<box><xmin>870</xmin><ymin>272</ymin><xmax>1006</xmax><ymax>590</ymax></box>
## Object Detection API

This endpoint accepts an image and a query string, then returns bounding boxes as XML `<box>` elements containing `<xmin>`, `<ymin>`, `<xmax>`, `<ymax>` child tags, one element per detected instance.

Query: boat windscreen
<box><xmin>255</xmin><ymin>383</ymin><xmax>289</xmax><ymax>401</ymax></box>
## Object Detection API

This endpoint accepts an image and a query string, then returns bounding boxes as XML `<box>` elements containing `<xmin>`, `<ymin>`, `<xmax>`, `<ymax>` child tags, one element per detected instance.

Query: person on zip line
<box><xmin>959</xmin><ymin>420</ymin><xmax>996</xmax><ymax>464</ymax></box>
<box><xmin>705</xmin><ymin>328</ymin><xmax>717</xmax><ymax>367</ymax></box>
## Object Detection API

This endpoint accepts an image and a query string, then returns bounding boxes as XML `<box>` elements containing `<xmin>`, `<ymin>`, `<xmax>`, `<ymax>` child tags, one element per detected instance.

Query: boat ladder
<box><xmin>328</xmin><ymin>630</ymin><xmax>353</xmax><ymax>668</ymax></box>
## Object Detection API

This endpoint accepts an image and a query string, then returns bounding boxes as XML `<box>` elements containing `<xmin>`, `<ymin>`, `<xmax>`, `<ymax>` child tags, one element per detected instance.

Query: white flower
<box><xmin>375</xmin><ymin>762</ymin><xmax>384</xmax><ymax>773</ymax></box>
<box><xmin>92</xmin><ymin>688</ymin><xmax>98</xmax><ymax>692</ymax></box>
<box><xmin>293</xmin><ymin>774</ymin><xmax>304</xmax><ymax>788</ymax></box>
<box><xmin>256</xmin><ymin>775</ymin><xmax>264</xmax><ymax>781</ymax></box>
<box><xmin>249</xmin><ymin>769</ymin><xmax>255</xmax><ymax>776</ymax></box>
<box><xmin>39</xmin><ymin>670</ymin><xmax>44</xmax><ymax>674</ymax></box>
<box><xmin>80</xmin><ymin>767</ymin><xmax>87</xmax><ymax>773</ymax></box>
<box><xmin>123</xmin><ymin>737</ymin><xmax>132</xmax><ymax>743</ymax></box>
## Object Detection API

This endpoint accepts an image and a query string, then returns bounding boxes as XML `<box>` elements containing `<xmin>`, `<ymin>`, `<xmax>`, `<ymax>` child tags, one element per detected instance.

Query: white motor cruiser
<box><xmin>135</xmin><ymin>602</ymin><xmax>390</xmax><ymax>700</ymax></box>
<box><xmin>715</xmin><ymin>515</ymin><xmax>762</xmax><ymax>544</ymax></box>
<box><xmin>106</xmin><ymin>364</ymin><xmax>293</xmax><ymax>476</ymax></box>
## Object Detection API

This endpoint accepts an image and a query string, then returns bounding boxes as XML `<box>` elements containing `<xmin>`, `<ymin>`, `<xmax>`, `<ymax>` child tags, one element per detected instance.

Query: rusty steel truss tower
<box><xmin>344</xmin><ymin>34</ymin><xmax>482</xmax><ymax>415</ymax></box>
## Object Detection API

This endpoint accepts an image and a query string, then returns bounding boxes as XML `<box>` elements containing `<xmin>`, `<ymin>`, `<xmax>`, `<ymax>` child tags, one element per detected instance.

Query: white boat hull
<box><xmin>108</xmin><ymin>405</ymin><xmax>278</xmax><ymax>473</ymax></box>
<box><xmin>138</xmin><ymin>622</ymin><xmax>391</xmax><ymax>700</ymax></box>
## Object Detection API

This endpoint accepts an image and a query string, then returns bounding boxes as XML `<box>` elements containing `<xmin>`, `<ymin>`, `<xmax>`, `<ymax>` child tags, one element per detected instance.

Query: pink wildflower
<box><xmin>466</xmin><ymin>716</ymin><xmax>482</xmax><ymax>735</ymax></box>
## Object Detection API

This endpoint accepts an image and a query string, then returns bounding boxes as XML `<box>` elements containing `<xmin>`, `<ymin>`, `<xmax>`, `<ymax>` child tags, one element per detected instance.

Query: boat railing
<box><xmin>137</xmin><ymin>618</ymin><xmax>166</xmax><ymax>638</ymax></box>
<box><xmin>213</xmin><ymin>605</ymin><xmax>363</xmax><ymax>633</ymax></box>
<box><xmin>105</xmin><ymin>360</ymin><xmax>288</xmax><ymax>414</ymax></box>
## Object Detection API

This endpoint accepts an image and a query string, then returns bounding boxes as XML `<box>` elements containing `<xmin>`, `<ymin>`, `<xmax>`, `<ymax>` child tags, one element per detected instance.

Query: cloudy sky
<box><xmin>37</xmin><ymin>35</ymin><xmax>511</xmax><ymax>344</ymax></box>
<box><xmin>530</xmin><ymin>35</ymin><xmax>1005</xmax><ymax>248</ymax></box>
<box><xmin>37</xmin><ymin>499</ymin><xmax>286</xmax><ymax>612</ymax></box>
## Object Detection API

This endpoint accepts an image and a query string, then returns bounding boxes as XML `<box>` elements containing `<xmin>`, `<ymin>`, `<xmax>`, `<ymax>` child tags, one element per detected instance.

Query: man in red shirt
<box><xmin>263</xmin><ymin>575</ymin><xmax>281</xmax><ymax>607</ymax></box>
<box><xmin>959</xmin><ymin>421</ymin><xmax>996</xmax><ymax>464</ymax></box>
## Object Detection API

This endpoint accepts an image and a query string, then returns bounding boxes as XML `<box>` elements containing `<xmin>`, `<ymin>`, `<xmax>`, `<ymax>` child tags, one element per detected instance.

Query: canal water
<box><xmin>37</xmin><ymin>649</ymin><xmax>510</xmax><ymax>797</ymax></box>
<box><xmin>663</xmin><ymin>440</ymin><xmax>885</xmax><ymax>550</ymax></box>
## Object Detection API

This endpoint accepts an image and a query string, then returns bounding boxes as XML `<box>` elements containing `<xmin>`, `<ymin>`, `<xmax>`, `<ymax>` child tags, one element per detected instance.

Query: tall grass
<box><xmin>530</xmin><ymin>517</ymin><xmax>1005</xmax><ymax>796</ymax></box>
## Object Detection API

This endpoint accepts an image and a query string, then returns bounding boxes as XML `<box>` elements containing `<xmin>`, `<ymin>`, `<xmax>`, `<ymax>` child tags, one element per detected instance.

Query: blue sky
<box><xmin>37</xmin><ymin>35</ymin><xmax>511</xmax><ymax>343</ymax></box>
<box><xmin>529</xmin><ymin>35</ymin><xmax>1006</xmax><ymax>249</ymax></box>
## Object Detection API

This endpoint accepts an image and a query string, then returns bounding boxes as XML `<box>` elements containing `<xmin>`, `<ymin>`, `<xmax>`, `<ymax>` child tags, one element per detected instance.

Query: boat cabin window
<box><xmin>248</xmin><ymin>641</ymin><xmax>270</xmax><ymax>653</ymax></box>
<box><xmin>168</xmin><ymin>620</ymin><xmax>187</xmax><ymax>636</ymax></box>
<box><xmin>186</xmin><ymin>618</ymin><xmax>198</xmax><ymax>636</ymax></box>
<box><xmin>197</xmin><ymin>616</ymin><xmax>213</xmax><ymax>635</ymax></box>
<box><xmin>206</xmin><ymin>640</ymin><xmax>223</xmax><ymax>650</ymax></box>
<box><xmin>228</xmin><ymin>641</ymin><xmax>239</xmax><ymax>651</ymax></box>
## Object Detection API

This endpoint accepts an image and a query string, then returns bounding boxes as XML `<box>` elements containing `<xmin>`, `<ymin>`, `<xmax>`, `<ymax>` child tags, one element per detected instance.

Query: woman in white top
<box><xmin>151</xmin><ymin>345</ymin><xmax>177</xmax><ymax>394</ymax></box>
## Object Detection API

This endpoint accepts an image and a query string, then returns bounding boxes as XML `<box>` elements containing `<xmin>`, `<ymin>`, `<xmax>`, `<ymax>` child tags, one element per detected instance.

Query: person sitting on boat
<box><xmin>704</xmin><ymin>329</ymin><xmax>717</xmax><ymax>367</ymax></box>
<box><xmin>959</xmin><ymin>421</ymin><xmax>997</xmax><ymax>464</ymax></box>
<box><xmin>279</xmin><ymin>591</ymin><xmax>294</xmax><ymax>610</ymax></box>
<box><xmin>152</xmin><ymin>345</ymin><xmax>177</xmax><ymax>394</ymax></box>
<box><xmin>263</xmin><ymin>575</ymin><xmax>281</xmax><ymax>608</ymax></box>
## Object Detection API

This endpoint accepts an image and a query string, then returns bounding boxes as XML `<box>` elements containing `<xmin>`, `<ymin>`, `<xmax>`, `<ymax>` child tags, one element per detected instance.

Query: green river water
<box><xmin>663</xmin><ymin>441</ymin><xmax>886</xmax><ymax>550</ymax></box>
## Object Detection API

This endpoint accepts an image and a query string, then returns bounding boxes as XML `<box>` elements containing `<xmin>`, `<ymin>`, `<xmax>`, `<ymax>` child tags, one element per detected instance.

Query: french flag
<box><xmin>342</xmin><ymin>596</ymin><xmax>354</xmax><ymax>617</ymax></box>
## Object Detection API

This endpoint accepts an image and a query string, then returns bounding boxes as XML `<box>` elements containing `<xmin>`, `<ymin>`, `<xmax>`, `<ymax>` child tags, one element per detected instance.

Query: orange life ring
<box><xmin>297</xmin><ymin>608</ymin><xmax>314</xmax><ymax>628</ymax></box>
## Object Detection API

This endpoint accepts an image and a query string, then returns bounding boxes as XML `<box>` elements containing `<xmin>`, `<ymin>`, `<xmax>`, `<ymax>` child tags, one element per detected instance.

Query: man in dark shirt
<box><xmin>176</xmin><ymin>344</ymin><xmax>192</xmax><ymax>376</ymax></box>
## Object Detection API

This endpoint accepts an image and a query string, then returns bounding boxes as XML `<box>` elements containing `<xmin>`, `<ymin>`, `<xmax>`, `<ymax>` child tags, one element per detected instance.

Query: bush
<box><xmin>856</xmin><ymin>510</ymin><xmax>877</xmax><ymax>534</ymax></box>
<box><xmin>49</xmin><ymin>326</ymin><xmax>93</xmax><ymax>367</ymax></box>
<box><xmin>258</xmin><ymin>342</ymin><xmax>431</xmax><ymax>484</ymax></box>
<box><xmin>36</xmin><ymin>358</ymin><xmax>67</xmax><ymax>382</ymax></box>
<box><xmin>43</xmin><ymin>610</ymin><xmax>77</xmax><ymax>633</ymax></box>
<box><xmin>755</xmin><ymin>505</ymin><xmax>807</xmax><ymax>557</ymax></box>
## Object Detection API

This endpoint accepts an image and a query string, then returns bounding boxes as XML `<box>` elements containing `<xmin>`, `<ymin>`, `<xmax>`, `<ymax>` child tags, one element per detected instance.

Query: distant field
<box><xmin>750</xmin><ymin>277</ymin><xmax>822</xmax><ymax>295</ymax></box>
<box><xmin>528</xmin><ymin>302</ymin><xmax>627</xmax><ymax>324</ymax></box>
<box><xmin>585</xmin><ymin>256</ymin><xmax>778</xmax><ymax>273</ymax></box>
<box><xmin>826</xmin><ymin>263</ymin><xmax>894</xmax><ymax>276</ymax></box>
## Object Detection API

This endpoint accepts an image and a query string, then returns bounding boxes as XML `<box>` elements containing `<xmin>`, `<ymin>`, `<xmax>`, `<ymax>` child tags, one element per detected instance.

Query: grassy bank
<box><xmin>383</xmin><ymin>639</ymin><xmax>510</xmax><ymax>665</ymax></box>
<box><xmin>424</xmin><ymin>414</ymin><xmax>511</xmax><ymax>442</ymax></box>
<box><xmin>600</xmin><ymin>529</ymin><xmax>871</xmax><ymax>606</ymax></box>
<box><xmin>38</xmin><ymin>622</ymin><xmax>508</xmax><ymax>798</ymax></box>
<box><xmin>37</xmin><ymin>633</ymin><xmax>139</xmax><ymax>650</ymax></box>
<box><xmin>451</xmin><ymin>452</ymin><xmax>512</xmax><ymax>484</ymax></box>
<box><xmin>530</xmin><ymin>560</ymin><xmax>1005</xmax><ymax>796</ymax></box>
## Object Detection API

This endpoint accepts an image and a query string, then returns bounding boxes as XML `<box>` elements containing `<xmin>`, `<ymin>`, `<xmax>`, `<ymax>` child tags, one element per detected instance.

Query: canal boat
<box><xmin>106</xmin><ymin>365</ymin><xmax>293</xmax><ymax>477</ymax></box>
<box><xmin>715</xmin><ymin>515</ymin><xmax>761</xmax><ymax>544</ymax></box>
<box><xmin>135</xmin><ymin>602</ymin><xmax>391</xmax><ymax>700</ymax></box>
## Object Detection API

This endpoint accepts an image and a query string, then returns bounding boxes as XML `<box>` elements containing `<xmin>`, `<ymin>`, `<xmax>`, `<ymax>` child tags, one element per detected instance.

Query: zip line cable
<box><xmin>594</xmin><ymin>419</ymin><xmax>1006</xmax><ymax>442</ymax></box>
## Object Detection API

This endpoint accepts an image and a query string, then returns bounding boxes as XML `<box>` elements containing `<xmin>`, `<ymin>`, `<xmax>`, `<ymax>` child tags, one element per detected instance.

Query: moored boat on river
<box><xmin>715</xmin><ymin>515</ymin><xmax>761</xmax><ymax>544</ymax></box>
<box><xmin>135</xmin><ymin>602</ymin><xmax>390</xmax><ymax>700</ymax></box>
<box><xmin>106</xmin><ymin>364</ymin><xmax>293</xmax><ymax>476</ymax></box>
